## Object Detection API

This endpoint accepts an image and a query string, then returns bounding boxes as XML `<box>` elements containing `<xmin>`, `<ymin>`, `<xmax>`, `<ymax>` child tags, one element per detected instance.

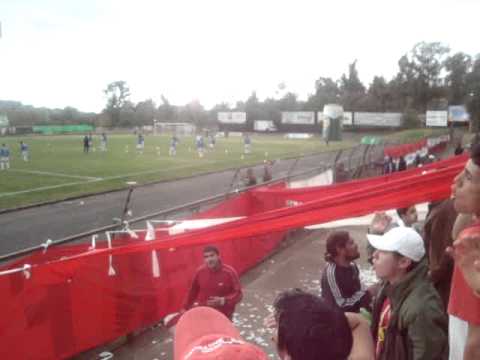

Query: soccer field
<box><xmin>0</xmin><ymin>134</ymin><xmax>356</xmax><ymax>210</ymax></box>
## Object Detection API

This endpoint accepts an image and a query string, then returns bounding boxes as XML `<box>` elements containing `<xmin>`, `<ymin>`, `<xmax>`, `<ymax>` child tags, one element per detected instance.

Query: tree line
<box><xmin>1</xmin><ymin>42</ymin><xmax>479</xmax><ymax>131</ymax></box>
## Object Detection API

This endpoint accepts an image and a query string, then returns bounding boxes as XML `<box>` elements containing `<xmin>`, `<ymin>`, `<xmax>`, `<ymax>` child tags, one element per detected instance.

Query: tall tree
<box><xmin>401</xmin><ymin>42</ymin><xmax>450</xmax><ymax>110</ymax></box>
<box><xmin>306</xmin><ymin>77</ymin><xmax>340</xmax><ymax>109</ymax></box>
<box><xmin>104</xmin><ymin>81</ymin><xmax>131</xmax><ymax>127</ymax></box>
<box><xmin>157</xmin><ymin>95</ymin><xmax>175</xmax><ymax>122</ymax></box>
<box><xmin>339</xmin><ymin>60</ymin><xmax>366</xmax><ymax>110</ymax></box>
<box><xmin>444</xmin><ymin>52</ymin><xmax>472</xmax><ymax>104</ymax></box>
<box><xmin>367</xmin><ymin>76</ymin><xmax>390</xmax><ymax>112</ymax></box>
<box><xmin>466</xmin><ymin>55</ymin><xmax>480</xmax><ymax>132</ymax></box>
<box><xmin>135</xmin><ymin>99</ymin><xmax>156</xmax><ymax>126</ymax></box>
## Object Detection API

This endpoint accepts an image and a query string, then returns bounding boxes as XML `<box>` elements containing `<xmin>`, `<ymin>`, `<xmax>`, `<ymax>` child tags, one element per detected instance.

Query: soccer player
<box><xmin>0</xmin><ymin>144</ymin><xmax>10</xmax><ymax>170</ymax></box>
<box><xmin>243</xmin><ymin>133</ymin><xmax>251</xmax><ymax>154</ymax></box>
<box><xmin>137</xmin><ymin>133</ymin><xmax>145</xmax><ymax>154</ymax></box>
<box><xmin>19</xmin><ymin>141</ymin><xmax>29</xmax><ymax>161</ymax></box>
<box><xmin>169</xmin><ymin>135</ymin><xmax>179</xmax><ymax>156</ymax></box>
<box><xmin>100</xmin><ymin>133</ymin><xmax>107</xmax><ymax>151</ymax></box>
<box><xmin>196</xmin><ymin>134</ymin><xmax>205</xmax><ymax>158</ymax></box>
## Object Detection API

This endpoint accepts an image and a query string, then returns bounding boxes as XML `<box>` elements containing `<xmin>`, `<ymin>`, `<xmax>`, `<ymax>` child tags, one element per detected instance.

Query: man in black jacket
<box><xmin>321</xmin><ymin>231</ymin><xmax>371</xmax><ymax>313</ymax></box>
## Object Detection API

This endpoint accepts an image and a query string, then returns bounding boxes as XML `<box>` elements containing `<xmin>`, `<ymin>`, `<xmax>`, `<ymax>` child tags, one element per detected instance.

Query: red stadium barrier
<box><xmin>0</xmin><ymin>153</ymin><xmax>467</xmax><ymax>359</ymax></box>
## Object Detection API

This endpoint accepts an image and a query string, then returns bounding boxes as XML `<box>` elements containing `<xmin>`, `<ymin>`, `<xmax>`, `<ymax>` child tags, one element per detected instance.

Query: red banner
<box><xmin>0</xmin><ymin>153</ymin><xmax>467</xmax><ymax>359</ymax></box>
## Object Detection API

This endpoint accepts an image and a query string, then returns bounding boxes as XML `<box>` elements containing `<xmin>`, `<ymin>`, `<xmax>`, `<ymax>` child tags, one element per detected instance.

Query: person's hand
<box><xmin>447</xmin><ymin>231</ymin><xmax>480</xmax><ymax>297</ymax></box>
<box><xmin>263</xmin><ymin>313</ymin><xmax>278</xmax><ymax>345</ymax></box>
<box><xmin>448</xmin><ymin>220</ymin><xmax>480</xmax><ymax>296</ymax></box>
<box><xmin>206</xmin><ymin>296</ymin><xmax>225</xmax><ymax>307</ymax></box>
<box><xmin>345</xmin><ymin>313</ymin><xmax>375</xmax><ymax>360</ymax></box>
<box><xmin>369</xmin><ymin>212</ymin><xmax>392</xmax><ymax>235</ymax></box>
<box><xmin>263</xmin><ymin>313</ymin><xmax>276</xmax><ymax>329</ymax></box>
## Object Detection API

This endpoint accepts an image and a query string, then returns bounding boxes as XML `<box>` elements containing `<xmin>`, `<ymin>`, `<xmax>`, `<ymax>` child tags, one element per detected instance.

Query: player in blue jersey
<box><xmin>0</xmin><ymin>144</ymin><xmax>10</xmax><ymax>170</ymax></box>
<box><xmin>196</xmin><ymin>134</ymin><xmax>205</xmax><ymax>158</ymax></box>
<box><xmin>243</xmin><ymin>133</ymin><xmax>251</xmax><ymax>154</ymax></box>
<box><xmin>20</xmin><ymin>141</ymin><xmax>29</xmax><ymax>161</ymax></box>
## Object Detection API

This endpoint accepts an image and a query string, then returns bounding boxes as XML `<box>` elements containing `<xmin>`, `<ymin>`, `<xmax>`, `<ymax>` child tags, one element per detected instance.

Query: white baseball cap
<box><xmin>367</xmin><ymin>227</ymin><xmax>425</xmax><ymax>262</ymax></box>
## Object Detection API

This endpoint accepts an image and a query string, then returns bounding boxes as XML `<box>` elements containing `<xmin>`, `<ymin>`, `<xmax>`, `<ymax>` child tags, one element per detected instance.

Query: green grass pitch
<box><xmin>0</xmin><ymin>134</ymin><xmax>356</xmax><ymax>209</ymax></box>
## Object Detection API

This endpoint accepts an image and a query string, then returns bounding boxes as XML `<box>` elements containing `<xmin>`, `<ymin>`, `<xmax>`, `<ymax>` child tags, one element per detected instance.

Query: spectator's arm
<box><xmin>345</xmin><ymin>313</ymin><xmax>374</xmax><ymax>360</ymax></box>
<box><xmin>224</xmin><ymin>269</ymin><xmax>243</xmax><ymax>306</ymax></box>
<box><xmin>449</xmin><ymin>232</ymin><xmax>480</xmax><ymax>297</ymax></box>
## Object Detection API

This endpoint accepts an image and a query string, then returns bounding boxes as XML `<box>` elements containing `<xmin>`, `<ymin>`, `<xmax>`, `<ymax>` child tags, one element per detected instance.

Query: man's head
<box><xmin>367</xmin><ymin>227</ymin><xmax>424</xmax><ymax>283</ymax></box>
<box><xmin>325</xmin><ymin>231</ymin><xmax>360</xmax><ymax>263</ymax></box>
<box><xmin>203</xmin><ymin>246</ymin><xmax>221</xmax><ymax>269</ymax></box>
<box><xmin>452</xmin><ymin>143</ymin><xmax>480</xmax><ymax>216</ymax></box>
<box><xmin>396</xmin><ymin>205</ymin><xmax>418</xmax><ymax>227</ymax></box>
<box><xmin>272</xmin><ymin>289</ymin><xmax>352</xmax><ymax>360</ymax></box>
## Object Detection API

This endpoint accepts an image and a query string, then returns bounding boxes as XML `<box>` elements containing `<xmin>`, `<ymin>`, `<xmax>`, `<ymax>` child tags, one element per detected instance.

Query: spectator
<box><xmin>266</xmin><ymin>289</ymin><xmax>374</xmax><ymax>360</ymax></box>
<box><xmin>334</xmin><ymin>163</ymin><xmax>349</xmax><ymax>183</ymax></box>
<box><xmin>174</xmin><ymin>307</ymin><xmax>267</xmax><ymax>359</ymax></box>
<box><xmin>414</xmin><ymin>153</ymin><xmax>422</xmax><ymax>167</ymax></box>
<box><xmin>244</xmin><ymin>168</ymin><xmax>257</xmax><ymax>187</ymax></box>
<box><xmin>422</xmin><ymin>199</ymin><xmax>457</xmax><ymax>310</ymax></box>
<box><xmin>397</xmin><ymin>156</ymin><xmax>407</xmax><ymax>171</ymax></box>
<box><xmin>368</xmin><ymin>227</ymin><xmax>448</xmax><ymax>360</ymax></box>
<box><xmin>262</xmin><ymin>161</ymin><xmax>273</xmax><ymax>182</ymax></box>
<box><xmin>383</xmin><ymin>156</ymin><xmax>396</xmax><ymax>174</ymax></box>
<box><xmin>366</xmin><ymin>205</ymin><xmax>418</xmax><ymax>263</ymax></box>
<box><xmin>182</xmin><ymin>246</ymin><xmax>242</xmax><ymax>320</ymax></box>
<box><xmin>396</xmin><ymin>205</ymin><xmax>418</xmax><ymax>228</ymax></box>
<box><xmin>470</xmin><ymin>132</ymin><xmax>479</xmax><ymax>148</ymax></box>
<box><xmin>454</xmin><ymin>142</ymin><xmax>464</xmax><ymax>156</ymax></box>
<box><xmin>446</xmin><ymin>142</ymin><xmax>480</xmax><ymax>360</ymax></box>
<box><xmin>321</xmin><ymin>231</ymin><xmax>371</xmax><ymax>313</ymax></box>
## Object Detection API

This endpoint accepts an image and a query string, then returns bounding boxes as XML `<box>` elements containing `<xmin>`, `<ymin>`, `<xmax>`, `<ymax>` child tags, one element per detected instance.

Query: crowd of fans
<box><xmin>171</xmin><ymin>142</ymin><xmax>480</xmax><ymax>360</ymax></box>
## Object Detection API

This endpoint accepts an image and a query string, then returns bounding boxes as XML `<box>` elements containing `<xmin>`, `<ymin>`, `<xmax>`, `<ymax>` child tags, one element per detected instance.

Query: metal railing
<box><xmin>0</xmin><ymin>143</ymin><xmax>384</xmax><ymax>263</ymax></box>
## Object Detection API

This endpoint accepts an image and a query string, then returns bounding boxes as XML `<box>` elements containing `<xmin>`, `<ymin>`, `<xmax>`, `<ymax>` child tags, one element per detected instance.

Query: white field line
<box><xmin>9</xmin><ymin>169</ymin><xmax>101</xmax><ymax>181</ymax></box>
<box><xmin>0</xmin><ymin>160</ymin><xmax>218</xmax><ymax>198</ymax></box>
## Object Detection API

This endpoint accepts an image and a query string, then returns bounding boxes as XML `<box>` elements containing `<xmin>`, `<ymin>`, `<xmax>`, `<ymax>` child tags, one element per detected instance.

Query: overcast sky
<box><xmin>0</xmin><ymin>0</ymin><xmax>479</xmax><ymax>112</ymax></box>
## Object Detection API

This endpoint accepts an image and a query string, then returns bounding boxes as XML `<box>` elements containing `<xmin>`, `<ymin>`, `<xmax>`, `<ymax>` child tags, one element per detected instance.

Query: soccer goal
<box><xmin>153</xmin><ymin>122</ymin><xmax>196</xmax><ymax>136</ymax></box>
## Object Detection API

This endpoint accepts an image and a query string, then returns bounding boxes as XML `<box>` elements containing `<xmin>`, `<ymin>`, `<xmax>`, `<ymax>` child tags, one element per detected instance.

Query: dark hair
<box><xmin>203</xmin><ymin>245</ymin><xmax>219</xmax><ymax>255</ymax></box>
<box><xmin>325</xmin><ymin>231</ymin><xmax>350</xmax><ymax>261</ymax></box>
<box><xmin>396</xmin><ymin>207</ymin><xmax>409</xmax><ymax>218</ymax></box>
<box><xmin>273</xmin><ymin>289</ymin><xmax>352</xmax><ymax>360</ymax></box>
<box><xmin>471</xmin><ymin>143</ymin><xmax>480</xmax><ymax>167</ymax></box>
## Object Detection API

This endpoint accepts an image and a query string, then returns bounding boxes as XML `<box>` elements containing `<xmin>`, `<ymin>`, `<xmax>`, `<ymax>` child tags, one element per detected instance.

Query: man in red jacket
<box><xmin>182</xmin><ymin>246</ymin><xmax>242</xmax><ymax>319</ymax></box>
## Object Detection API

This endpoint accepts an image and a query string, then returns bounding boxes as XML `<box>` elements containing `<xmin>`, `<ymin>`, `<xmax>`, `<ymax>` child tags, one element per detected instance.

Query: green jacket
<box><xmin>371</xmin><ymin>260</ymin><xmax>448</xmax><ymax>360</ymax></box>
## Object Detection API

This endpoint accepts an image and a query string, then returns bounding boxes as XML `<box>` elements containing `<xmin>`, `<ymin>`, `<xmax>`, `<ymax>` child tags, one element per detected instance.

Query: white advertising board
<box><xmin>343</xmin><ymin>112</ymin><xmax>353</xmax><ymax>126</ymax></box>
<box><xmin>426</xmin><ymin>111</ymin><xmax>448</xmax><ymax>127</ymax></box>
<box><xmin>254</xmin><ymin>120</ymin><xmax>276</xmax><ymax>132</ymax></box>
<box><xmin>353</xmin><ymin>112</ymin><xmax>402</xmax><ymax>127</ymax></box>
<box><xmin>281</xmin><ymin>112</ymin><xmax>315</xmax><ymax>125</ymax></box>
<box><xmin>217</xmin><ymin>112</ymin><xmax>247</xmax><ymax>124</ymax></box>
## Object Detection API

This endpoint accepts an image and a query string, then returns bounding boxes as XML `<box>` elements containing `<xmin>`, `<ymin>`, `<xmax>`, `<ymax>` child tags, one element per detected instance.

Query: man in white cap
<box><xmin>368</xmin><ymin>227</ymin><xmax>448</xmax><ymax>360</ymax></box>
